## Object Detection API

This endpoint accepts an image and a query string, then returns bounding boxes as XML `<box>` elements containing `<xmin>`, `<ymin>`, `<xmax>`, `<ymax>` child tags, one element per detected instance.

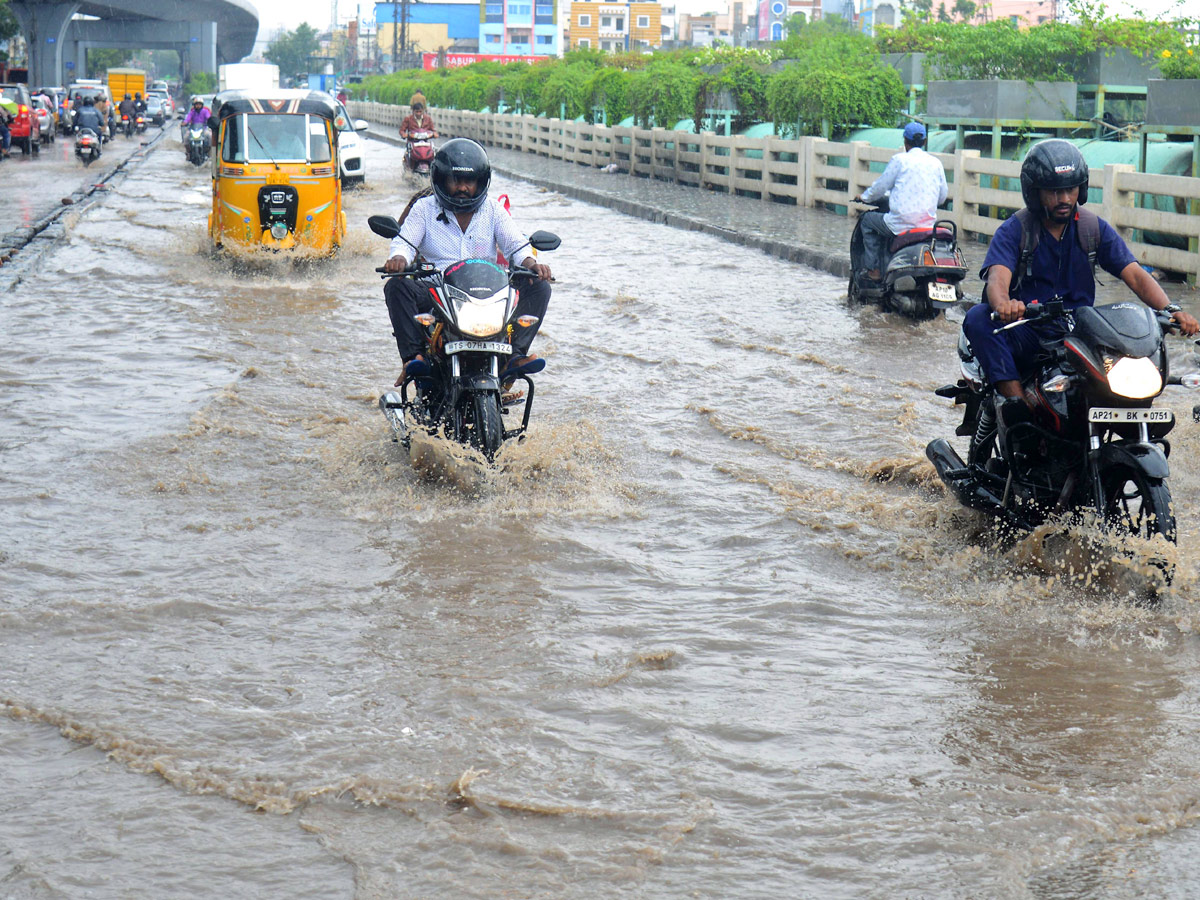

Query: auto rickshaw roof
<box><xmin>213</xmin><ymin>89</ymin><xmax>340</xmax><ymax>121</ymax></box>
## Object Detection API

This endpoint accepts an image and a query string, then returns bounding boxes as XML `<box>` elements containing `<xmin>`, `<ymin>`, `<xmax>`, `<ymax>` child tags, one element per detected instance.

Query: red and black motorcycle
<box><xmin>404</xmin><ymin>130</ymin><xmax>435</xmax><ymax>179</ymax></box>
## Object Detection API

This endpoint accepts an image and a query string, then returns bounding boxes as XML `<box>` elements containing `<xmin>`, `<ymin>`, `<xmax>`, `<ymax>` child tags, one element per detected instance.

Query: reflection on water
<box><xmin>3</xmin><ymin>134</ymin><xmax>1200</xmax><ymax>898</ymax></box>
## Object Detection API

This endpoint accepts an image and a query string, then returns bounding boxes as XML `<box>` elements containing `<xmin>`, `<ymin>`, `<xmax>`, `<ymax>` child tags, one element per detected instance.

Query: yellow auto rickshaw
<box><xmin>207</xmin><ymin>90</ymin><xmax>347</xmax><ymax>255</ymax></box>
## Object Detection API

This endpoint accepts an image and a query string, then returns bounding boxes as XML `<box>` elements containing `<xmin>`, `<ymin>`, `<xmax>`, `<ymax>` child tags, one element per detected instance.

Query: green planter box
<box><xmin>880</xmin><ymin>52</ymin><xmax>925</xmax><ymax>87</ymax></box>
<box><xmin>1146</xmin><ymin>79</ymin><xmax>1200</xmax><ymax>127</ymax></box>
<box><xmin>926</xmin><ymin>80</ymin><xmax>1078</xmax><ymax>121</ymax></box>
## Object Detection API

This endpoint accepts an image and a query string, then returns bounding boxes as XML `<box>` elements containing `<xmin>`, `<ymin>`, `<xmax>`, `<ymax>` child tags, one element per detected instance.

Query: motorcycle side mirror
<box><xmin>528</xmin><ymin>230</ymin><xmax>560</xmax><ymax>252</ymax></box>
<box><xmin>368</xmin><ymin>215</ymin><xmax>400</xmax><ymax>239</ymax></box>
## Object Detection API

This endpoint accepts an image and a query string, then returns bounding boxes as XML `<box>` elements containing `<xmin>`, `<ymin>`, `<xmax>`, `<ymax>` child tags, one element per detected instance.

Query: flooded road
<box><xmin>5</xmin><ymin>132</ymin><xmax>1200</xmax><ymax>898</ymax></box>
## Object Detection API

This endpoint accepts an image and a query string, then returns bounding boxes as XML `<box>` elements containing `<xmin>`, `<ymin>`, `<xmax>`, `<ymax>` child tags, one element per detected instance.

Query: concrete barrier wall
<box><xmin>351</xmin><ymin>101</ymin><xmax>1200</xmax><ymax>279</ymax></box>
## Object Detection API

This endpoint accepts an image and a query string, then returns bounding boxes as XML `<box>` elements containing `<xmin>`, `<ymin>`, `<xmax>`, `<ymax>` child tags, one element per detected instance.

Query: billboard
<box><xmin>422</xmin><ymin>52</ymin><xmax>542</xmax><ymax>69</ymax></box>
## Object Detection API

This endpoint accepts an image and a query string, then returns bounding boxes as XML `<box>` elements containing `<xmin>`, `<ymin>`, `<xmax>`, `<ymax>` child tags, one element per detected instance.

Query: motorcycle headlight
<box><xmin>1105</xmin><ymin>355</ymin><xmax>1162</xmax><ymax>399</ymax></box>
<box><xmin>451</xmin><ymin>292</ymin><xmax>507</xmax><ymax>338</ymax></box>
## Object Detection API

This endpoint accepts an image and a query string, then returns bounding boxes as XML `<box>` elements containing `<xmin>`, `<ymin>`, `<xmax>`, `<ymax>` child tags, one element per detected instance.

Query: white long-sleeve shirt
<box><xmin>861</xmin><ymin>146</ymin><xmax>949</xmax><ymax>234</ymax></box>
<box><xmin>389</xmin><ymin>195</ymin><xmax>529</xmax><ymax>268</ymax></box>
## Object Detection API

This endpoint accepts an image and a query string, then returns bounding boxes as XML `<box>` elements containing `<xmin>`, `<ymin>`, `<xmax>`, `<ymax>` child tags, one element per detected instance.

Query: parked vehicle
<box><xmin>849</xmin><ymin>198</ymin><xmax>967</xmax><ymax>319</ymax></box>
<box><xmin>404</xmin><ymin>130</ymin><xmax>435</xmax><ymax>180</ymax></box>
<box><xmin>145</xmin><ymin>94</ymin><xmax>166</xmax><ymax>126</ymax></box>
<box><xmin>926</xmin><ymin>299</ymin><xmax>1200</xmax><ymax>587</ymax></box>
<box><xmin>146</xmin><ymin>89</ymin><xmax>174</xmax><ymax>119</ymax></box>
<box><xmin>74</xmin><ymin>127</ymin><xmax>102</xmax><ymax>166</ymax></box>
<box><xmin>371</xmin><ymin>214</ymin><xmax>561</xmax><ymax>463</ymax></box>
<box><xmin>207</xmin><ymin>89</ymin><xmax>346</xmax><ymax>255</ymax></box>
<box><xmin>334</xmin><ymin>101</ymin><xmax>368</xmax><ymax>185</ymax></box>
<box><xmin>0</xmin><ymin>83</ymin><xmax>42</xmax><ymax>154</ymax></box>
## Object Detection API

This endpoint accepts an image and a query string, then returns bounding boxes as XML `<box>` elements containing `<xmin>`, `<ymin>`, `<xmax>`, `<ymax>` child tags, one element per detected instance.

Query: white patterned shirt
<box><xmin>861</xmin><ymin>146</ymin><xmax>949</xmax><ymax>234</ymax></box>
<box><xmin>390</xmin><ymin>195</ymin><xmax>530</xmax><ymax>268</ymax></box>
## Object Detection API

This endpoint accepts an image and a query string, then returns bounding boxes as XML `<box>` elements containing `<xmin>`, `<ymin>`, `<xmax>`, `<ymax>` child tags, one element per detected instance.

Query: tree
<box><xmin>952</xmin><ymin>0</ymin><xmax>976</xmax><ymax>21</ymax></box>
<box><xmin>265</xmin><ymin>23</ymin><xmax>322</xmax><ymax>84</ymax></box>
<box><xmin>87</xmin><ymin>48</ymin><xmax>128</xmax><ymax>78</ymax></box>
<box><xmin>0</xmin><ymin>0</ymin><xmax>18</xmax><ymax>45</ymax></box>
<box><xmin>937</xmin><ymin>3</ymin><xmax>952</xmax><ymax>22</ymax></box>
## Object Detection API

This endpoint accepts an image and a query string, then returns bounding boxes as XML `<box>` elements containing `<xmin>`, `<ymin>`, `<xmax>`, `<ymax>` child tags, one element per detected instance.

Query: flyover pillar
<box><xmin>9</xmin><ymin>2</ymin><xmax>80</xmax><ymax>87</ymax></box>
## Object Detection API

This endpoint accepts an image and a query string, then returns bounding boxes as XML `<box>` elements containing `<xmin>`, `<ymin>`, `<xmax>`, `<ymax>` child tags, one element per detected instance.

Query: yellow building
<box><xmin>567</xmin><ymin>0</ymin><xmax>661</xmax><ymax>51</ymax></box>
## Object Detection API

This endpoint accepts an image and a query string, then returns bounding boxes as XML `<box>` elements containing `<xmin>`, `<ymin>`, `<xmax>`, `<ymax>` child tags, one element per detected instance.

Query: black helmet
<box><xmin>124</xmin><ymin>93</ymin><xmax>131</xmax><ymax>100</ymax></box>
<box><xmin>431</xmin><ymin>138</ymin><xmax>491</xmax><ymax>214</ymax></box>
<box><xmin>1020</xmin><ymin>139</ymin><xmax>1089</xmax><ymax>213</ymax></box>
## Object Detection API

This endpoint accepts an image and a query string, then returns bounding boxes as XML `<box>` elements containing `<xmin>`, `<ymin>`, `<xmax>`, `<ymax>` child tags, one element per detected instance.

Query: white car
<box><xmin>334</xmin><ymin>102</ymin><xmax>368</xmax><ymax>186</ymax></box>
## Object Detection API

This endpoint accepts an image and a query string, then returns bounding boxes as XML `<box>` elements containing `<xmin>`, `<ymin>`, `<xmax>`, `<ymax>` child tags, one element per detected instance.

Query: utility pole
<box><xmin>400</xmin><ymin>0</ymin><xmax>410</xmax><ymax>69</ymax></box>
<box><xmin>391</xmin><ymin>0</ymin><xmax>399</xmax><ymax>71</ymax></box>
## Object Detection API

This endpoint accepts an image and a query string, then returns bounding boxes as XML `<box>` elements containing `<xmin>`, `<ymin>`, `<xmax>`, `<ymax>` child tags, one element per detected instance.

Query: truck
<box><xmin>107</xmin><ymin>67</ymin><xmax>147</xmax><ymax>102</ymax></box>
<box><xmin>218</xmin><ymin>63</ymin><xmax>280</xmax><ymax>93</ymax></box>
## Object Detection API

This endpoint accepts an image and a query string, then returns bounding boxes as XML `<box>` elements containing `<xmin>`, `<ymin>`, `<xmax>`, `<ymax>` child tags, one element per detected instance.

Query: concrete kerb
<box><xmin>364</xmin><ymin>125</ymin><xmax>855</xmax><ymax>280</ymax></box>
<box><xmin>0</xmin><ymin>127</ymin><xmax>171</xmax><ymax>275</ymax></box>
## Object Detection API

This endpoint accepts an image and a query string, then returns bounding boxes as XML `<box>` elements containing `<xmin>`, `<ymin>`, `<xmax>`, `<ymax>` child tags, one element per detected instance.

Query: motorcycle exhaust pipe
<box><xmin>926</xmin><ymin>438</ymin><xmax>967</xmax><ymax>480</ymax></box>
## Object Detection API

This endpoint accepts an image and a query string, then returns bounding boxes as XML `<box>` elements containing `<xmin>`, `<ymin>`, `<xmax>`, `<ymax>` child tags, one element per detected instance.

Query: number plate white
<box><xmin>1088</xmin><ymin>407</ymin><xmax>1173</xmax><ymax>423</ymax></box>
<box><xmin>927</xmin><ymin>282</ymin><xmax>957</xmax><ymax>302</ymax></box>
<box><xmin>444</xmin><ymin>341</ymin><xmax>512</xmax><ymax>356</ymax></box>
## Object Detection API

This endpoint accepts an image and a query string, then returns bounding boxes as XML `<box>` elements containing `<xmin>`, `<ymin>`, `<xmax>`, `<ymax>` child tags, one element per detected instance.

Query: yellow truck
<box><xmin>107</xmin><ymin>68</ymin><xmax>147</xmax><ymax>103</ymax></box>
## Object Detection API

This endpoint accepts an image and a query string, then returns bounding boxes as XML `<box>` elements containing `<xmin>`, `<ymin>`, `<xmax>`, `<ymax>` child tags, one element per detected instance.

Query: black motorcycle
<box><xmin>185</xmin><ymin>125</ymin><xmax>209</xmax><ymax>166</ymax></box>
<box><xmin>74</xmin><ymin>128</ymin><xmax>102</xmax><ymax>166</ymax></box>
<box><xmin>926</xmin><ymin>300</ymin><xmax>1200</xmax><ymax>575</ymax></box>
<box><xmin>849</xmin><ymin>199</ymin><xmax>967</xmax><ymax>319</ymax></box>
<box><xmin>369</xmin><ymin>214</ymin><xmax>560</xmax><ymax>463</ymax></box>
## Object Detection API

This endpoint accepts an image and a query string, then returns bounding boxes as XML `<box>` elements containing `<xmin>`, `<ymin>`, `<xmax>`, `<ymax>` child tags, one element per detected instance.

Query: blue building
<box><xmin>479</xmin><ymin>0</ymin><xmax>561</xmax><ymax>57</ymax></box>
<box><xmin>375</xmin><ymin>1</ymin><xmax>482</xmax><ymax>57</ymax></box>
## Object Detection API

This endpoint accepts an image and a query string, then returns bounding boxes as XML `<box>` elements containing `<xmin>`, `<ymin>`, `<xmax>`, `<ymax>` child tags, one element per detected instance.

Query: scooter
<box><xmin>135</xmin><ymin>114</ymin><xmax>147</xmax><ymax>135</ymax></box>
<box><xmin>74</xmin><ymin>128</ymin><xmax>102</xmax><ymax>167</ymax></box>
<box><xmin>121</xmin><ymin>114</ymin><xmax>133</xmax><ymax>138</ymax></box>
<box><xmin>185</xmin><ymin>125</ymin><xmax>210</xmax><ymax>166</ymax></box>
<box><xmin>849</xmin><ymin>198</ymin><xmax>967</xmax><ymax>319</ymax></box>
<box><xmin>404</xmin><ymin>131</ymin><xmax>435</xmax><ymax>179</ymax></box>
<box><xmin>369</xmin><ymin>213</ymin><xmax>560</xmax><ymax>464</ymax></box>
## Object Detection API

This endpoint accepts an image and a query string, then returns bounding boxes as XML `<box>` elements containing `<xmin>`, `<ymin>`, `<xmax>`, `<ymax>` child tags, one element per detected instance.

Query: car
<box><xmin>31</xmin><ymin>95</ymin><xmax>56</xmax><ymax>143</ymax></box>
<box><xmin>147</xmin><ymin>89</ymin><xmax>174</xmax><ymax>118</ymax></box>
<box><xmin>334</xmin><ymin>101</ymin><xmax>369</xmax><ymax>185</ymax></box>
<box><xmin>145</xmin><ymin>94</ymin><xmax>166</xmax><ymax>126</ymax></box>
<box><xmin>67</xmin><ymin>81</ymin><xmax>115</xmax><ymax>137</ymax></box>
<box><xmin>0</xmin><ymin>83</ymin><xmax>42</xmax><ymax>154</ymax></box>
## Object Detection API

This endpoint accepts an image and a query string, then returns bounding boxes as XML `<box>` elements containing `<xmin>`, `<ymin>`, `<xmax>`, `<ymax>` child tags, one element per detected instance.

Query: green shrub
<box><xmin>627</xmin><ymin>61</ymin><xmax>700</xmax><ymax>128</ymax></box>
<box><xmin>768</xmin><ymin>63</ymin><xmax>904</xmax><ymax>137</ymax></box>
<box><xmin>1160</xmin><ymin>46</ymin><xmax>1200</xmax><ymax>79</ymax></box>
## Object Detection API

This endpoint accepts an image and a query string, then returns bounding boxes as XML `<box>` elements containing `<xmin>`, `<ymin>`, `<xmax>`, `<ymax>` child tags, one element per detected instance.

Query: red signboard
<box><xmin>422</xmin><ymin>52</ymin><xmax>543</xmax><ymax>70</ymax></box>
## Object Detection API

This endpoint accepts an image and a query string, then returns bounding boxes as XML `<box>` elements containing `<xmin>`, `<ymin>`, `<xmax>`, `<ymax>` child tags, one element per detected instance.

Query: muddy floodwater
<box><xmin>6</xmin><ymin>133</ymin><xmax>1200</xmax><ymax>899</ymax></box>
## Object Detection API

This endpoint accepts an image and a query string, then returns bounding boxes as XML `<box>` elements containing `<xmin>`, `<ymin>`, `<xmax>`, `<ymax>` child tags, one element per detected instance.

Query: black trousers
<box><xmin>384</xmin><ymin>276</ymin><xmax>551</xmax><ymax>363</ymax></box>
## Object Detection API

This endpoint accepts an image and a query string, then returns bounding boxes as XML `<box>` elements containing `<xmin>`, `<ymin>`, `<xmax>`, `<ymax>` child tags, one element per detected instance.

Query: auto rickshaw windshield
<box><xmin>221</xmin><ymin>113</ymin><xmax>332</xmax><ymax>164</ymax></box>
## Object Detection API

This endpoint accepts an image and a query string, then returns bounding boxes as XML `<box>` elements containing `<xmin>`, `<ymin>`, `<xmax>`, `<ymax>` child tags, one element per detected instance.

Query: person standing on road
<box><xmin>852</xmin><ymin>122</ymin><xmax>947</xmax><ymax>283</ymax></box>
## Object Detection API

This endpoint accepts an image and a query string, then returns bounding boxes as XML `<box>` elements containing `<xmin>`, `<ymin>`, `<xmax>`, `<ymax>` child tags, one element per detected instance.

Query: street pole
<box><xmin>391</xmin><ymin>0</ymin><xmax>398</xmax><ymax>71</ymax></box>
<box><xmin>400</xmin><ymin>0</ymin><xmax>410</xmax><ymax>69</ymax></box>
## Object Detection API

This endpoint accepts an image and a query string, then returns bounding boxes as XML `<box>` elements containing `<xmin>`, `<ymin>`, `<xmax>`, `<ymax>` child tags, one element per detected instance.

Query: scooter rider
<box><xmin>963</xmin><ymin>139</ymin><xmax>1197</xmax><ymax>426</ymax></box>
<box><xmin>118</xmin><ymin>93</ymin><xmax>135</xmax><ymax>129</ymax></box>
<box><xmin>74</xmin><ymin>97</ymin><xmax>105</xmax><ymax>139</ymax></box>
<box><xmin>399</xmin><ymin>93</ymin><xmax>436</xmax><ymax>141</ymax></box>
<box><xmin>852</xmin><ymin>122</ymin><xmax>947</xmax><ymax>283</ymax></box>
<box><xmin>133</xmin><ymin>92</ymin><xmax>146</xmax><ymax>116</ymax></box>
<box><xmin>382</xmin><ymin>138</ymin><xmax>551</xmax><ymax>386</ymax></box>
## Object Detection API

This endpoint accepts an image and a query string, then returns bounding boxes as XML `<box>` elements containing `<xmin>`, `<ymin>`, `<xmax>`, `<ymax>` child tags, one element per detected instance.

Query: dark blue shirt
<box><xmin>981</xmin><ymin>211</ymin><xmax>1135</xmax><ymax>308</ymax></box>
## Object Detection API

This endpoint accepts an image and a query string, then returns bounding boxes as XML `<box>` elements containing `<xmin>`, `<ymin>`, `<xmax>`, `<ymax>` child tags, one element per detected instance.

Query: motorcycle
<box><xmin>926</xmin><ymin>299</ymin><xmax>1200</xmax><ymax>577</ymax></box>
<box><xmin>404</xmin><ymin>131</ymin><xmax>435</xmax><ymax>179</ymax></box>
<box><xmin>74</xmin><ymin>128</ymin><xmax>102</xmax><ymax>167</ymax></box>
<box><xmin>121</xmin><ymin>113</ymin><xmax>132</xmax><ymax>138</ymax></box>
<box><xmin>849</xmin><ymin>198</ymin><xmax>967</xmax><ymax>319</ymax></box>
<box><xmin>368</xmin><ymin>214</ymin><xmax>560</xmax><ymax>463</ymax></box>
<box><xmin>185</xmin><ymin>125</ymin><xmax>209</xmax><ymax>166</ymax></box>
<box><xmin>135</xmin><ymin>114</ymin><xmax>147</xmax><ymax>135</ymax></box>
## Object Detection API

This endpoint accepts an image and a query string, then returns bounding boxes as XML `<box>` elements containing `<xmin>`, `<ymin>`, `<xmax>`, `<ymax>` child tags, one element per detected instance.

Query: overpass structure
<box><xmin>10</xmin><ymin>0</ymin><xmax>259</xmax><ymax>88</ymax></box>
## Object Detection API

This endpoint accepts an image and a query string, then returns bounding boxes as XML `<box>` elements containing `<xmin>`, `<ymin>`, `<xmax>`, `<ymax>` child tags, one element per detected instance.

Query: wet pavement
<box><xmin>364</xmin><ymin>122</ymin><xmax>1197</xmax><ymax>309</ymax></box>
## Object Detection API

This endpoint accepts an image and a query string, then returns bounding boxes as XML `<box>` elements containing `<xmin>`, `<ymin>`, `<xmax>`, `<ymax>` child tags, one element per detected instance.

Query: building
<box><xmin>858</xmin><ymin>0</ymin><xmax>897</xmax><ymax>34</ymax></box>
<box><xmin>375</xmin><ymin>0</ymin><xmax>481</xmax><ymax>65</ymax></box>
<box><xmin>480</xmin><ymin>0</ymin><xmax>562</xmax><ymax>56</ymax></box>
<box><xmin>567</xmin><ymin>0</ymin><xmax>662</xmax><ymax>51</ymax></box>
<box><xmin>758</xmin><ymin>0</ymin><xmax>822</xmax><ymax>40</ymax></box>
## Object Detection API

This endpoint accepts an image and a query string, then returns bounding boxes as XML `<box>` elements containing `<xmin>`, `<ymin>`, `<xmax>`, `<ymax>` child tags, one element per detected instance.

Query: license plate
<box><xmin>1088</xmin><ymin>407</ymin><xmax>1173</xmax><ymax>423</ymax></box>
<box><xmin>927</xmin><ymin>282</ymin><xmax>957</xmax><ymax>302</ymax></box>
<box><xmin>444</xmin><ymin>340</ymin><xmax>512</xmax><ymax>356</ymax></box>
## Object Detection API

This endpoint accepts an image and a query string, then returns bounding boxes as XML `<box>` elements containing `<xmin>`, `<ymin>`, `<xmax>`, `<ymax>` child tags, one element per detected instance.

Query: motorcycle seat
<box><xmin>890</xmin><ymin>228</ymin><xmax>955</xmax><ymax>253</ymax></box>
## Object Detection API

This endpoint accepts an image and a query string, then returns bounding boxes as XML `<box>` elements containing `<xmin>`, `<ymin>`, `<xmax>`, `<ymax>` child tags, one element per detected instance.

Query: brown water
<box><xmin>4</xmin><ymin>135</ymin><xmax>1200</xmax><ymax>899</ymax></box>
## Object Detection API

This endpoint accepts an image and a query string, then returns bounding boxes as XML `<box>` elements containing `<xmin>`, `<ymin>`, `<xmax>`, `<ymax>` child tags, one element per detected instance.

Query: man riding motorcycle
<box><xmin>382</xmin><ymin>138</ymin><xmax>551</xmax><ymax>387</ymax></box>
<box><xmin>852</xmin><ymin>122</ymin><xmax>947</xmax><ymax>284</ymax></box>
<box><xmin>133</xmin><ymin>92</ymin><xmax>146</xmax><ymax>116</ymax></box>
<box><xmin>399</xmin><ymin>93</ymin><xmax>437</xmax><ymax>141</ymax></box>
<box><xmin>74</xmin><ymin>97</ymin><xmax>105</xmax><ymax>140</ymax></box>
<box><xmin>962</xmin><ymin>139</ymin><xmax>1198</xmax><ymax>435</ymax></box>
<box><xmin>118</xmin><ymin>93</ymin><xmax>135</xmax><ymax>133</ymax></box>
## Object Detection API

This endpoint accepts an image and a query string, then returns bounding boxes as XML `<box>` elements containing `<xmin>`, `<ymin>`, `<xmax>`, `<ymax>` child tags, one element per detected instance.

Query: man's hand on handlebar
<box><xmin>1169</xmin><ymin>308</ymin><xmax>1199</xmax><ymax>336</ymax></box>
<box><xmin>384</xmin><ymin>254</ymin><xmax>408</xmax><ymax>274</ymax></box>
<box><xmin>990</xmin><ymin>296</ymin><xmax>1026</xmax><ymax>325</ymax></box>
<box><xmin>520</xmin><ymin>256</ymin><xmax>552</xmax><ymax>281</ymax></box>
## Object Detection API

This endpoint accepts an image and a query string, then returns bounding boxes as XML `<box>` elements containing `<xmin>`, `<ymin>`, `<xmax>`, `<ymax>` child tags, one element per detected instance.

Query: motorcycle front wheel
<box><xmin>1099</xmin><ymin>465</ymin><xmax>1176</xmax><ymax>543</ymax></box>
<box><xmin>467</xmin><ymin>392</ymin><xmax>504</xmax><ymax>461</ymax></box>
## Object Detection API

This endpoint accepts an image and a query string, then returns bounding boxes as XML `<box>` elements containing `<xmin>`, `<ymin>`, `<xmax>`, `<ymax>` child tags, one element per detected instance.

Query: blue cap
<box><xmin>903</xmin><ymin>122</ymin><xmax>926</xmax><ymax>142</ymax></box>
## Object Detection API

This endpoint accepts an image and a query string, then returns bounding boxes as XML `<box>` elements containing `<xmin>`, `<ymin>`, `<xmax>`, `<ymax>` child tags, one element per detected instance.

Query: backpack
<box><xmin>982</xmin><ymin>206</ymin><xmax>1101</xmax><ymax>297</ymax></box>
